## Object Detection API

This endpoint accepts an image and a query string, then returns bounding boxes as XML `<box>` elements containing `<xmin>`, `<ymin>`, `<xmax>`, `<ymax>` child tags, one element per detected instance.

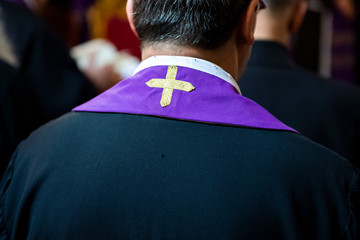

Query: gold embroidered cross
<box><xmin>146</xmin><ymin>65</ymin><xmax>195</xmax><ymax>107</ymax></box>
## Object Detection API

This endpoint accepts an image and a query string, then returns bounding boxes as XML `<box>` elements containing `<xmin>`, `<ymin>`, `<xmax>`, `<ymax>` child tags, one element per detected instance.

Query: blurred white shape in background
<box><xmin>71</xmin><ymin>39</ymin><xmax>140</xmax><ymax>79</ymax></box>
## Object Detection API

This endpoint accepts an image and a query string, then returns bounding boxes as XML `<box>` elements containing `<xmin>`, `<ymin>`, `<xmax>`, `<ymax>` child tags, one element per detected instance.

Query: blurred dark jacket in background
<box><xmin>240</xmin><ymin>41</ymin><xmax>360</xmax><ymax>167</ymax></box>
<box><xmin>0</xmin><ymin>0</ymin><xmax>97</xmax><ymax>177</ymax></box>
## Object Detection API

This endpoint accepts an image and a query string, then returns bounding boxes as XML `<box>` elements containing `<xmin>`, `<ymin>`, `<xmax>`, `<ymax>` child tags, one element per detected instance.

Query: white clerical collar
<box><xmin>133</xmin><ymin>55</ymin><xmax>242</xmax><ymax>95</ymax></box>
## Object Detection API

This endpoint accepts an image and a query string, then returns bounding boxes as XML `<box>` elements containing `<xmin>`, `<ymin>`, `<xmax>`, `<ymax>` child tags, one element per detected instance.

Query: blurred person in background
<box><xmin>320</xmin><ymin>0</ymin><xmax>359</xmax><ymax>85</ymax></box>
<box><xmin>13</xmin><ymin>0</ymin><xmax>83</xmax><ymax>47</ymax></box>
<box><xmin>239</xmin><ymin>0</ymin><xmax>360</xmax><ymax>166</ymax></box>
<box><xmin>10</xmin><ymin>0</ymin><xmax>140</xmax><ymax>82</ymax></box>
<box><xmin>292</xmin><ymin>0</ymin><xmax>359</xmax><ymax>85</ymax></box>
<box><xmin>326</xmin><ymin>0</ymin><xmax>360</xmax><ymax>86</ymax></box>
<box><xmin>17</xmin><ymin>0</ymin><xmax>142</xmax><ymax>58</ymax></box>
<box><xmin>0</xmin><ymin>0</ymin><xmax>99</xmax><ymax>177</ymax></box>
<box><xmin>9</xmin><ymin>0</ymin><xmax>134</xmax><ymax>85</ymax></box>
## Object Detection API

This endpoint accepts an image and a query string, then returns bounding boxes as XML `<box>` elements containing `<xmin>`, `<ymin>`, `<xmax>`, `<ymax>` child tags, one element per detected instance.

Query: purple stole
<box><xmin>73</xmin><ymin>65</ymin><xmax>297</xmax><ymax>133</ymax></box>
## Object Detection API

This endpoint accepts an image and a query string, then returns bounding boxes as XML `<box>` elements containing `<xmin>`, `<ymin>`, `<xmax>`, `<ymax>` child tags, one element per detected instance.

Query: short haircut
<box><xmin>263</xmin><ymin>0</ymin><xmax>302</xmax><ymax>11</ymax></box>
<box><xmin>132</xmin><ymin>0</ymin><xmax>250</xmax><ymax>50</ymax></box>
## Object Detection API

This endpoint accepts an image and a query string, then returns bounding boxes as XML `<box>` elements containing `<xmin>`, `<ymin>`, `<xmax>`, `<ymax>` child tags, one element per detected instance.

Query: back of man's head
<box><xmin>255</xmin><ymin>0</ymin><xmax>307</xmax><ymax>45</ymax></box>
<box><xmin>131</xmin><ymin>0</ymin><xmax>250</xmax><ymax>50</ymax></box>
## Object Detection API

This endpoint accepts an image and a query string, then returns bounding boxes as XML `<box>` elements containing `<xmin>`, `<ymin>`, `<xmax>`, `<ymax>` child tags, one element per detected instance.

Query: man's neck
<box><xmin>140</xmin><ymin>39</ymin><xmax>242</xmax><ymax>80</ymax></box>
<box><xmin>253</xmin><ymin>17</ymin><xmax>291</xmax><ymax>48</ymax></box>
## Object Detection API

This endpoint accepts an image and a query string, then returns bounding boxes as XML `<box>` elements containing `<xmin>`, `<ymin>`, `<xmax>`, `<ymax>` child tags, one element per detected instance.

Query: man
<box><xmin>239</xmin><ymin>0</ymin><xmax>360</xmax><ymax>166</ymax></box>
<box><xmin>0</xmin><ymin>0</ymin><xmax>97</xmax><ymax>176</ymax></box>
<box><xmin>0</xmin><ymin>0</ymin><xmax>359</xmax><ymax>239</ymax></box>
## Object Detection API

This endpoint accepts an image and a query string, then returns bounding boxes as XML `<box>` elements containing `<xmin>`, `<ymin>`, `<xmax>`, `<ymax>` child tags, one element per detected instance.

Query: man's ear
<box><xmin>288</xmin><ymin>1</ymin><xmax>307</xmax><ymax>35</ymax></box>
<box><xmin>126</xmin><ymin>0</ymin><xmax>138</xmax><ymax>38</ymax></box>
<box><xmin>238</xmin><ymin>0</ymin><xmax>259</xmax><ymax>45</ymax></box>
<box><xmin>335</xmin><ymin>0</ymin><xmax>355</xmax><ymax>20</ymax></box>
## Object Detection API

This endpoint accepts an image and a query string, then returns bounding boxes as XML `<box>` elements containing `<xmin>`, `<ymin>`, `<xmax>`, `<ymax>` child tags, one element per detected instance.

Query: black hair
<box><xmin>132</xmin><ymin>0</ymin><xmax>250</xmax><ymax>50</ymax></box>
<box><xmin>262</xmin><ymin>0</ymin><xmax>300</xmax><ymax>11</ymax></box>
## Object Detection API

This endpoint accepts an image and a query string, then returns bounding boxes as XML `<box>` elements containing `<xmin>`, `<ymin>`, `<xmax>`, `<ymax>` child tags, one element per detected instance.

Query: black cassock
<box><xmin>0</xmin><ymin>112</ymin><xmax>359</xmax><ymax>239</ymax></box>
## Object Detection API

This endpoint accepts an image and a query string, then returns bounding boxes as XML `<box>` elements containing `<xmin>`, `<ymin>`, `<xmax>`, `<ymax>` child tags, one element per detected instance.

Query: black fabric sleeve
<box><xmin>342</xmin><ymin>169</ymin><xmax>360</xmax><ymax>239</ymax></box>
<box><xmin>0</xmin><ymin>146</ymin><xmax>17</xmax><ymax>240</ymax></box>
